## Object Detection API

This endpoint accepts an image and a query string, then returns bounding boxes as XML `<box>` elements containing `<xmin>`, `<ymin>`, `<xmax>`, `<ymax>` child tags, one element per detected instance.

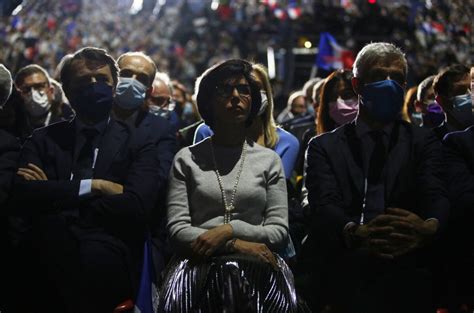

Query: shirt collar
<box><xmin>75</xmin><ymin>116</ymin><xmax>110</xmax><ymax>136</ymax></box>
<box><xmin>355</xmin><ymin>116</ymin><xmax>395</xmax><ymax>139</ymax></box>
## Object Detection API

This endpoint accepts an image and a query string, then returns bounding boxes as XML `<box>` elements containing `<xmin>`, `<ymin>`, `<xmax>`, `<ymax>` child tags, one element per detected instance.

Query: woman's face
<box><xmin>328</xmin><ymin>80</ymin><xmax>357</xmax><ymax>104</ymax></box>
<box><xmin>212</xmin><ymin>76</ymin><xmax>252</xmax><ymax>126</ymax></box>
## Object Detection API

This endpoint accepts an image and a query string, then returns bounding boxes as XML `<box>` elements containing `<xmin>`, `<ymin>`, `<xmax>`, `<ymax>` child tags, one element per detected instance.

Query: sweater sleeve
<box><xmin>229</xmin><ymin>153</ymin><xmax>289</xmax><ymax>251</ymax></box>
<box><xmin>166</xmin><ymin>151</ymin><xmax>207</xmax><ymax>255</ymax></box>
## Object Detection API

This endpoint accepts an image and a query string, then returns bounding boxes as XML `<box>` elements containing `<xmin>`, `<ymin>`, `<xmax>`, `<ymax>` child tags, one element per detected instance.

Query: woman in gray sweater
<box><xmin>159</xmin><ymin>59</ymin><xmax>300</xmax><ymax>312</ymax></box>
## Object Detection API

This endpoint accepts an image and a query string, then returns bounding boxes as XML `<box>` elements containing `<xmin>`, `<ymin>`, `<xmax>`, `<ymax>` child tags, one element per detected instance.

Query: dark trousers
<box><xmin>300</xmin><ymin>248</ymin><xmax>435</xmax><ymax>313</ymax></box>
<box><xmin>8</xmin><ymin>214</ymin><xmax>137</xmax><ymax>313</ymax></box>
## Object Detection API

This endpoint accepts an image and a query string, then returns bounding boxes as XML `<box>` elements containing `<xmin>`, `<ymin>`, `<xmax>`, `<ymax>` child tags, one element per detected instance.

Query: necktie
<box><xmin>73</xmin><ymin>129</ymin><xmax>98</xmax><ymax>180</ymax></box>
<box><xmin>367</xmin><ymin>131</ymin><xmax>386</xmax><ymax>183</ymax></box>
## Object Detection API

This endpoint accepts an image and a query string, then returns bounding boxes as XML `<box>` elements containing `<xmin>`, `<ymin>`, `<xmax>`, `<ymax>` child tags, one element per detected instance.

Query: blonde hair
<box><xmin>252</xmin><ymin>63</ymin><xmax>279</xmax><ymax>148</ymax></box>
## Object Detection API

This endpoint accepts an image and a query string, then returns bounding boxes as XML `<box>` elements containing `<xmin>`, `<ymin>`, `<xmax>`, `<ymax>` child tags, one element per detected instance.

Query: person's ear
<box><xmin>352</xmin><ymin>77</ymin><xmax>362</xmax><ymax>95</ymax></box>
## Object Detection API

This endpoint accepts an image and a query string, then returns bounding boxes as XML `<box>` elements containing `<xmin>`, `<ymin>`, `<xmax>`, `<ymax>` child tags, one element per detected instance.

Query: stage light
<box><xmin>211</xmin><ymin>0</ymin><xmax>219</xmax><ymax>10</ymax></box>
<box><xmin>368</xmin><ymin>0</ymin><xmax>376</xmax><ymax>4</ymax></box>
<box><xmin>130</xmin><ymin>0</ymin><xmax>143</xmax><ymax>14</ymax></box>
<box><xmin>12</xmin><ymin>4</ymin><xmax>22</xmax><ymax>15</ymax></box>
<box><xmin>304</xmin><ymin>41</ymin><xmax>312</xmax><ymax>49</ymax></box>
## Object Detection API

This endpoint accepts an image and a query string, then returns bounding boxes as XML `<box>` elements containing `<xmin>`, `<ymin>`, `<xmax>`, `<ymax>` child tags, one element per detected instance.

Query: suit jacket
<box><xmin>305</xmin><ymin>119</ymin><xmax>450</xmax><ymax>250</ymax></box>
<box><xmin>0</xmin><ymin>130</ymin><xmax>19</xmax><ymax>207</ymax></box>
<box><xmin>443</xmin><ymin>126</ymin><xmax>474</xmax><ymax>220</ymax></box>
<box><xmin>13</xmin><ymin>117</ymin><xmax>162</xmax><ymax>247</ymax></box>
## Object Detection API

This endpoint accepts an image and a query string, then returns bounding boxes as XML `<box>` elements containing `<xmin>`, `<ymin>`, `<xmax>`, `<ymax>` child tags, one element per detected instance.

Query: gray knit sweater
<box><xmin>166</xmin><ymin>137</ymin><xmax>289</xmax><ymax>256</ymax></box>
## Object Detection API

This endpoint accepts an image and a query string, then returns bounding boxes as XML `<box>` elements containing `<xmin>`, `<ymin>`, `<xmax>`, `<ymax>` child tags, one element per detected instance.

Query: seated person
<box><xmin>160</xmin><ymin>59</ymin><xmax>300</xmax><ymax>312</ymax></box>
<box><xmin>11</xmin><ymin>47</ymin><xmax>162</xmax><ymax>313</ymax></box>
<box><xmin>193</xmin><ymin>63</ymin><xmax>299</xmax><ymax>180</ymax></box>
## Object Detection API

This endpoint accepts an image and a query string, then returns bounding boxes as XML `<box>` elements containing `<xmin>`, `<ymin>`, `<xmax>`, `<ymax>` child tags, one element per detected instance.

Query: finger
<box><xmin>370</xmin><ymin>214</ymin><xmax>403</xmax><ymax>226</ymax></box>
<box><xmin>375</xmin><ymin>253</ymin><xmax>394</xmax><ymax>260</ymax></box>
<box><xmin>386</xmin><ymin>208</ymin><xmax>411</xmax><ymax>217</ymax></box>
<box><xmin>267</xmin><ymin>253</ymin><xmax>279</xmax><ymax>271</ymax></box>
<box><xmin>18</xmin><ymin>168</ymin><xmax>42</xmax><ymax>180</ymax></box>
<box><xmin>23</xmin><ymin>165</ymin><xmax>43</xmax><ymax>179</ymax></box>
<box><xmin>371</xmin><ymin>226</ymin><xmax>395</xmax><ymax>234</ymax></box>
<box><xmin>204</xmin><ymin>247</ymin><xmax>216</xmax><ymax>257</ymax></box>
<box><xmin>389</xmin><ymin>232</ymin><xmax>416</xmax><ymax>242</ymax></box>
<box><xmin>369</xmin><ymin>238</ymin><xmax>390</xmax><ymax>247</ymax></box>
<box><xmin>191</xmin><ymin>239</ymin><xmax>204</xmax><ymax>253</ymax></box>
<box><xmin>390</xmin><ymin>221</ymin><xmax>415</xmax><ymax>232</ymax></box>
<box><xmin>17</xmin><ymin>170</ymin><xmax>38</xmax><ymax>181</ymax></box>
<box><xmin>197</xmin><ymin>241</ymin><xmax>210</xmax><ymax>256</ymax></box>
<box><xmin>17</xmin><ymin>171</ymin><xmax>35</xmax><ymax>180</ymax></box>
<box><xmin>28</xmin><ymin>163</ymin><xmax>47</xmax><ymax>180</ymax></box>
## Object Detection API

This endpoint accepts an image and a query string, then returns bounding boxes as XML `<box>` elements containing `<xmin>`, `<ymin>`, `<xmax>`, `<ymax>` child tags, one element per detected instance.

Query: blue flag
<box><xmin>134</xmin><ymin>238</ymin><xmax>158</xmax><ymax>313</ymax></box>
<box><xmin>316</xmin><ymin>32</ymin><xmax>343</xmax><ymax>71</ymax></box>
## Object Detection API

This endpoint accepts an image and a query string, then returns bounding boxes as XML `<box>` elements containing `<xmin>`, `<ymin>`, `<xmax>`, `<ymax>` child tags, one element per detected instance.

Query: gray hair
<box><xmin>0</xmin><ymin>64</ymin><xmax>13</xmax><ymax>107</ymax></box>
<box><xmin>153</xmin><ymin>71</ymin><xmax>173</xmax><ymax>95</ymax></box>
<box><xmin>417</xmin><ymin>75</ymin><xmax>435</xmax><ymax>102</ymax></box>
<box><xmin>353</xmin><ymin>42</ymin><xmax>407</xmax><ymax>80</ymax></box>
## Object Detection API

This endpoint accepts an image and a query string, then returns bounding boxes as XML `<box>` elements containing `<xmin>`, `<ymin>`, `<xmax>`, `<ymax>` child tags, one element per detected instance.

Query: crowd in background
<box><xmin>0</xmin><ymin>1</ymin><xmax>473</xmax><ymax>313</ymax></box>
<box><xmin>0</xmin><ymin>0</ymin><xmax>471</xmax><ymax>112</ymax></box>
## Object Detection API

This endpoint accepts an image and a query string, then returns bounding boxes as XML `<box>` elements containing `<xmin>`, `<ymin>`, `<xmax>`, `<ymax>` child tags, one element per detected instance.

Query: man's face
<box><xmin>449</xmin><ymin>74</ymin><xmax>470</xmax><ymax>99</ymax></box>
<box><xmin>437</xmin><ymin>73</ymin><xmax>471</xmax><ymax>111</ymax></box>
<box><xmin>360</xmin><ymin>59</ymin><xmax>406</xmax><ymax>87</ymax></box>
<box><xmin>17</xmin><ymin>72</ymin><xmax>54</xmax><ymax>104</ymax></box>
<box><xmin>291</xmin><ymin>96</ymin><xmax>307</xmax><ymax>116</ymax></box>
<box><xmin>67</xmin><ymin>59</ymin><xmax>115</xmax><ymax>95</ymax></box>
<box><xmin>118</xmin><ymin>55</ymin><xmax>155</xmax><ymax>89</ymax></box>
<box><xmin>147</xmin><ymin>79</ymin><xmax>171</xmax><ymax>109</ymax></box>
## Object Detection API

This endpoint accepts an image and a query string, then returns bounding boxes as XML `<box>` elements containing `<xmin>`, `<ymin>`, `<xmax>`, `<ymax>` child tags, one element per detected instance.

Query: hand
<box><xmin>191</xmin><ymin>224</ymin><xmax>233</xmax><ymax>257</ymax></box>
<box><xmin>385</xmin><ymin>208</ymin><xmax>438</xmax><ymax>257</ymax></box>
<box><xmin>233</xmin><ymin>240</ymin><xmax>279</xmax><ymax>270</ymax></box>
<box><xmin>91</xmin><ymin>179</ymin><xmax>124</xmax><ymax>195</ymax></box>
<box><xmin>17</xmin><ymin>163</ymin><xmax>48</xmax><ymax>181</ymax></box>
<box><xmin>354</xmin><ymin>214</ymin><xmax>401</xmax><ymax>259</ymax></box>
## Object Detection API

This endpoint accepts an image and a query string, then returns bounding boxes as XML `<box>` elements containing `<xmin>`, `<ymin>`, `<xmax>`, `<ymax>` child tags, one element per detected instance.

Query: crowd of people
<box><xmin>0</xmin><ymin>1</ymin><xmax>473</xmax><ymax>313</ymax></box>
<box><xmin>1</xmin><ymin>0</ymin><xmax>471</xmax><ymax>109</ymax></box>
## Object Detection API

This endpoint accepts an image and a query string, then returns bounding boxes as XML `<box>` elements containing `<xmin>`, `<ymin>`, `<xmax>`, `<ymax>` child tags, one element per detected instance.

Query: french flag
<box><xmin>316</xmin><ymin>32</ymin><xmax>354</xmax><ymax>71</ymax></box>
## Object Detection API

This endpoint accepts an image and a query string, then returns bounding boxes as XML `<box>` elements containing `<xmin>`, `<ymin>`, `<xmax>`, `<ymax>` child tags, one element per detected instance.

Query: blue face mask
<box><xmin>448</xmin><ymin>93</ymin><xmax>474</xmax><ymax>129</ymax></box>
<box><xmin>182</xmin><ymin>102</ymin><xmax>193</xmax><ymax>116</ymax></box>
<box><xmin>410</xmin><ymin>112</ymin><xmax>423</xmax><ymax>126</ymax></box>
<box><xmin>115</xmin><ymin>77</ymin><xmax>147</xmax><ymax>110</ymax></box>
<box><xmin>452</xmin><ymin>93</ymin><xmax>472</xmax><ymax>109</ymax></box>
<box><xmin>360</xmin><ymin>79</ymin><xmax>404</xmax><ymax>123</ymax></box>
<box><xmin>69</xmin><ymin>81</ymin><xmax>113</xmax><ymax>123</ymax></box>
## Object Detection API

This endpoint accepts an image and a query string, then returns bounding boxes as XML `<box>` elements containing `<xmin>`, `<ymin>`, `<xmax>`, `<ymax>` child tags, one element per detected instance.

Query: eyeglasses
<box><xmin>215</xmin><ymin>84</ymin><xmax>251</xmax><ymax>98</ymax></box>
<box><xmin>18</xmin><ymin>82</ymin><xmax>48</xmax><ymax>94</ymax></box>
<box><xmin>149</xmin><ymin>96</ymin><xmax>171</xmax><ymax>107</ymax></box>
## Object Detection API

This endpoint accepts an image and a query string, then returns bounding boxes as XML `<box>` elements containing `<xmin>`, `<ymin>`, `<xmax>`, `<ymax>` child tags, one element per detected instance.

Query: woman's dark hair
<box><xmin>194</xmin><ymin>59</ymin><xmax>261</xmax><ymax>129</ymax></box>
<box><xmin>317</xmin><ymin>69</ymin><xmax>355</xmax><ymax>135</ymax></box>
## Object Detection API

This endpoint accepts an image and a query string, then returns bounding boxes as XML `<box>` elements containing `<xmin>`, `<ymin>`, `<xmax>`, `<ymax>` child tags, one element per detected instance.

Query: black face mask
<box><xmin>69</xmin><ymin>81</ymin><xmax>113</xmax><ymax>124</ymax></box>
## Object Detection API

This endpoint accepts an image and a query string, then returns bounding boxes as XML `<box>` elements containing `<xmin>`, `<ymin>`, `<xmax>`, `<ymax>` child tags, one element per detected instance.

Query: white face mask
<box><xmin>257</xmin><ymin>90</ymin><xmax>268</xmax><ymax>116</ymax></box>
<box><xmin>24</xmin><ymin>88</ymin><xmax>51</xmax><ymax>117</ymax></box>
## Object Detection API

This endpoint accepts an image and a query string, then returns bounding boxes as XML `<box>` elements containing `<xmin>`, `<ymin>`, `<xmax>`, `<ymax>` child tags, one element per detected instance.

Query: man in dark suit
<box><xmin>442</xmin><ymin>125</ymin><xmax>474</xmax><ymax>312</ymax></box>
<box><xmin>114</xmin><ymin>51</ymin><xmax>177</xmax><ymax>274</ymax></box>
<box><xmin>304</xmin><ymin>42</ymin><xmax>449</xmax><ymax>313</ymax></box>
<box><xmin>432</xmin><ymin>64</ymin><xmax>472</xmax><ymax>140</ymax></box>
<box><xmin>0</xmin><ymin>64</ymin><xmax>21</xmax><ymax>311</ymax></box>
<box><xmin>11</xmin><ymin>47</ymin><xmax>163</xmax><ymax>313</ymax></box>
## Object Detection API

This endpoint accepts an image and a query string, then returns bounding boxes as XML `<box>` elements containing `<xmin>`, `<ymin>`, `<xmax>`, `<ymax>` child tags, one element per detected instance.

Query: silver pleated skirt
<box><xmin>159</xmin><ymin>253</ymin><xmax>300</xmax><ymax>313</ymax></box>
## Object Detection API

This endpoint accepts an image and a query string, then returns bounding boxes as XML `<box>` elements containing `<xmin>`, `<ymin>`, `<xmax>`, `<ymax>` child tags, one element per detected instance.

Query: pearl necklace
<box><xmin>209</xmin><ymin>138</ymin><xmax>248</xmax><ymax>224</ymax></box>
